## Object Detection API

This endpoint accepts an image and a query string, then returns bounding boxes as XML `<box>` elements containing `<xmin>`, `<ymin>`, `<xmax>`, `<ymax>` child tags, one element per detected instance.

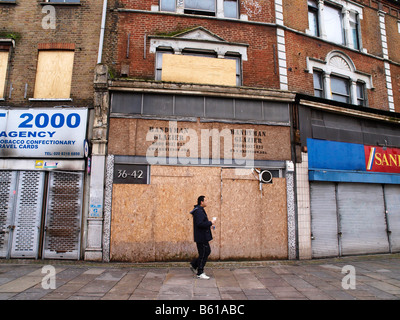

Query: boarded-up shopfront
<box><xmin>104</xmin><ymin>90</ymin><xmax>295</xmax><ymax>262</ymax></box>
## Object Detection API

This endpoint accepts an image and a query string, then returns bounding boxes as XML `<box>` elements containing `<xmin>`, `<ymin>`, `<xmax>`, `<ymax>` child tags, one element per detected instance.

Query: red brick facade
<box><xmin>104</xmin><ymin>0</ymin><xmax>400</xmax><ymax>113</ymax></box>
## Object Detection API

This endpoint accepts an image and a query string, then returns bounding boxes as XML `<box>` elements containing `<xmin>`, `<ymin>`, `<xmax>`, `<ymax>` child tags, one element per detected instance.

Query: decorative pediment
<box><xmin>149</xmin><ymin>27</ymin><xmax>248</xmax><ymax>60</ymax></box>
<box><xmin>172</xmin><ymin>27</ymin><xmax>226</xmax><ymax>42</ymax></box>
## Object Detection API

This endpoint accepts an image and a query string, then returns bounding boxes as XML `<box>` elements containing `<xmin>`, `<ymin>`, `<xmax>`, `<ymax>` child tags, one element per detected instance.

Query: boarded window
<box><xmin>161</xmin><ymin>54</ymin><xmax>237</xmax><ymax>86</ymax></box>
<box><xmin>33</xmin><ymin>50</ymin><xmax>74</xmax><ymax>99</ymax></box>
<box><xmin>0</xmin><ymin>51</ymin><xmax>9</xmax><ymax>98</ymax></box>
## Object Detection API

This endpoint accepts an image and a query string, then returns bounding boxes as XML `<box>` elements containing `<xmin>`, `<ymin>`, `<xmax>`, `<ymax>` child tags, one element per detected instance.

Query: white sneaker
<box><xmin>197</xmin><ymin>273</ymin><xmax>210</xmax><ymax>280</ymax></box>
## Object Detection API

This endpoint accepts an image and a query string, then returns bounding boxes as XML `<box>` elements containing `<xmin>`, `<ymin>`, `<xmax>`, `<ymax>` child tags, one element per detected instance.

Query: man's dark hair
<box><xmin>197</xmin><ymin>195</ymin><xmax>205</xmax><ymax>206</ymax></box>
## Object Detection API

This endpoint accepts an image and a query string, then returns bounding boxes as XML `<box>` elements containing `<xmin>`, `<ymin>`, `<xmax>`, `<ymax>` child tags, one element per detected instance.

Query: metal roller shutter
<box><xmin>384</xmin><ymin>185</ymin><xmax>400</xmax><ymax>252</ymax></box>
<box><xmin>338</xmin><ymin>183</ymin><xmax>389</xmax><ymax>255</ymax></box>
<box><xmin>310</xmin><ymin>182</ymin><xmax>339</xmax><ymax>258</ymax></box>
<box><xmin>43</xmin><ymin>171</ymin><xmax>84</xmax><ymax>260</ymax></box>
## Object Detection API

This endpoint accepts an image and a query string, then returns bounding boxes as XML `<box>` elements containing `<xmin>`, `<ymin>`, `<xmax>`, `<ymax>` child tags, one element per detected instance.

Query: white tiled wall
<box><xmin>296</xmin><ymin>152</ymin><xmax>312</xmax><ymax>259</ymax></box>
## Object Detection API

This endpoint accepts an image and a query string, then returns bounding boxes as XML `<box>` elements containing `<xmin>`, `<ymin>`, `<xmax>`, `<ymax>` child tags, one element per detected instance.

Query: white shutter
<box><xmin>310</xmin><ymin>182</ymin><xmax>339</xmax><ymax>258</ymax></box>
<box><xmin>338</xmin><ymin>183</ymin><xmax>389</xmax><ymax>255</ymax></box>
<box><xmin>384</xmin><ymin>185</ymin><xmax>400</xmax><ymax>252</ymax></box>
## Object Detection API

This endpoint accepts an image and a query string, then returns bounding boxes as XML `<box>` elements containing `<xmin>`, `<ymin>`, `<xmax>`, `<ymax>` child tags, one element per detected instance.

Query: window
<box><xmin>308</xmin><ymin>51</ymin><xmax>372</xmax><ymax>106</ymax></box>
<box><xmin>155</xmin><ymin>49</ymin><xmax>173</xmax><ymax>81</ymax></box>
<box><xmin>156</xmin><ymin>49</ymin><xmax>241</xmax><ymax>86</ymax></box>
<box><xmin>224</xmin><ymin>0</ymin><xmax>238</xmax><ymax>18</ymax></box>
<box><xmin>349</xmin><ymin>12</ymin><xmax>360</xmax><ymax>50</ymax></box>
<box><xmin>150</xmin><ymin>27</ymin><xmax>248</xmax><ymax>86</ymax></box>
<box><xmin>225</xmin><ymin>54</ymin><xmax>241</xmax><ymax>86</ymax></box>
<box><xmin>0</xmin><ymin>50</ymin><xmax>9</xmax><ymax>98</ymax></box>
<box><xmin>324</xmin><ymin>4</ymin><xmax>344</xmax><ymax>45</ymax></box>
<box><xmin>331</xmin><ymin>75</ymin><xmax>350</xmax><ymax>103</ymax></box>
<box><xmin>185</xmin><ymin>0</ymin><xmax>215</xmax><ymax>16</ymax></box>
<box><xmin>308</xmin><ymin>0</ymin><xmax>319</xmax><ymax>37</ymax></box>
<box><xmin>356</xmin><ymin>82</ymin><xmax>366</xmax><ymax>106</ymax></box>
<box><xmin>313</xmin><ymin>70</ymin><xmax>324</xmax><ymax>98</ymax></box>
<box><xmin>307</xmin><ymin>1</ymin><xmax>362</xmax><ymax>50</ymax></box>
<box><xmin>160</xmin><ymin>0</ymin><xmax>175</xmax><ymax>12</ymax></box>
<box><xmin>46</xmin><ymin>0</ymin><xmax>80</xmax><ymax>3</ymax></box>
<box><xmin>33</xmin><ymin>50</ymin><xmax>74</xmax><ymax>99</ymax></box>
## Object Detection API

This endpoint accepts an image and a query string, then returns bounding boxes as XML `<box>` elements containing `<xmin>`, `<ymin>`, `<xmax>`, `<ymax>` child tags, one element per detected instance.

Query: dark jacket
<box><xmin>190</xmin><ymin>205</ymin><xmax>213</xmax><ymax>243</ymax></box>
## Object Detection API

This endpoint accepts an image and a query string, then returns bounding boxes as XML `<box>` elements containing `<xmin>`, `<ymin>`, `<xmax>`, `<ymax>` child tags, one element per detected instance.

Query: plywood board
<box><xmin>0</xmin><ymin>51</ymin><xmax>8</xmax><ymax>98</ymax></box>
<box><xmin>110</xmin><ymin>166</ymin><xmax>222</xmax><ymax>262</ymax></box>
<box><xmin>220</xmin><ymin>169</ymin><xmax>288</xmax><ymax>260</ymax></box>
<box><xmin>162</xmin><ymin>54</ymin><xmax>237</xmax><ymax>86</ymax></box>
<box><xmin>110</xmin><ymin>165</ymin><xmax>288</xmax><ymax>262</ymax></box>
<box><xmin>33</xmin><ymin>50</ymin><xmax>74</xmax><ymax>99</ymax></box>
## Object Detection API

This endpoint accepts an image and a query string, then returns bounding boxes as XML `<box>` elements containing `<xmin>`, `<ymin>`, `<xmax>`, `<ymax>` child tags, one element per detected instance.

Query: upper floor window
<box><xmin>307</xmin><ymin>0</ymin><xmax>362</xmax><ymax>51</ymax></box>
<box><xmin>150</xmin><ymin>27</ymin><xmax>248</xmax><ymax>87</ymax></box>
<box><xmin>185</xmin><ymin>0</ymin><xmax>216</xmax><ymax>16</ymax></box>
<box><xmin>45</xmin><ymin>0</ymin><xmax>80</xmax><ymax>3</ymax></box>
<box><xmin>160</xmin><ymin>0</ymin><xmax>239</xmax><ymax>19</ymax></box>
<box><xmin>160</xmin><ymin>0</ymin><xmax>176</xmax><ymax>12</ymax></box>
<box><xmin>33</xmin><ymin>49</ymin><xmax>75</xmax><ymax>100</ymax></box>
<box><xmin>224</xmin><ymin>0</ymin><xmax>239</xmax><ymax>18</ymax></box>
<box><xmin>308</xmin><ymin>51</ymin><xmax>372</xmax><ymax>107</ymax></box>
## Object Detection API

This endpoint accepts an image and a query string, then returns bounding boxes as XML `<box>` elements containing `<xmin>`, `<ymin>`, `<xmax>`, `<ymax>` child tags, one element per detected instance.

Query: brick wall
<box><xmin>105</xmin><ymin>11</ymin><xmax>281</xmax><ymax>89</ymax></box>
<box><xmin>0</xmin><ymin>0</ymin><xmax>103</xmax><ymax>107</ymax></box>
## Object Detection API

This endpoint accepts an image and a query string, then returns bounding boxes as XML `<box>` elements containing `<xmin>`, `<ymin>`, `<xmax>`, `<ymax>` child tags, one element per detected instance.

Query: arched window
<box><xmin>307</xmin><ymin>51</ymin><xmax>373</xmax><ymax>107</ymax></box>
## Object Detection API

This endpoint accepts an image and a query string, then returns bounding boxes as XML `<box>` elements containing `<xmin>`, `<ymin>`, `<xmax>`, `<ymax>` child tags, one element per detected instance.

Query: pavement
<box><xmin>0</xmin><ymin>253</ymin><xmax>400</xmax><ymax>301</ymax></box>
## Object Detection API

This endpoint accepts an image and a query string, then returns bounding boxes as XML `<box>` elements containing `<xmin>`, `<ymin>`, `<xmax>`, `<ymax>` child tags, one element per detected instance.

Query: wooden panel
<box><xmin>110</xmin><ymin>166</ymin><xmax>221</xmax><ymax>262</ymax></box>
<box><xmin>33</xmin><ymin>50</ymin><xmax>74</xmax><ymax>99</ymax></box>
<box><xmin>0</xmin><ymin>51</ymin><xmax>9</xmax><ymax>98</ymax></box>
<box><xmin>110</xmin><ymin>184</ymin><xmax>157</xmax><ymax>262</ymax></box>
<box><xmin>162</xmin><ymin>54</ymin><xmax>237</xmax><ymax>86</ymax></box>
<box><xmin>110</xmin><ymin>165</ymin><xmax>288</xmax><ymax>262</ymax></box>
<box><xmin>220</xmin><ymin>169</ymin><xmax>288</xmax><ymax>260</ymax></box>
<box><xmin>151</xmin><ymin>166</ymin><xmax>221</xmax><ymax>261</ymax></box>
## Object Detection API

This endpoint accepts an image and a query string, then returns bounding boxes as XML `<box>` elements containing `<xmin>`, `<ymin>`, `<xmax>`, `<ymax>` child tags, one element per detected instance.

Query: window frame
<box><xmin>159</xmin><ymin>0</ymin><xmax>176</xmax><ymax>12</ymax></box>
<box><xmin>224</xmin><ymin>0</ymin><xmax>239</xmax><ymax>19</ymax></box>
<box><xmin>155</xmin><ymin>48</ymin><xmax>242</xmax><ymax>86</ymax></box>
<box><xmin>184</xmin><ymin>0</ymin><xmax>216</xmax><ymax>16</ymax></box>
<box><xmin>308</xmin><ymin>0</ymin><xmax>320</xmax><ymax>37</ymax></box>
<box><xmin>31</xmin><ymin>49</ymin><xmax>75</xmax><ymax>101</ymax></box>
<box><xmin>330</xmin><ymin>74</ymin><xmax>351</xmax><ymax>104</ymax></box>
<box><xmin>307</xmin><ymin>0</ymin><xmax>363</xmax><ymax>51</ymax></box>
<box><xmin>313</xmin><ymin>70</ymin><xmax>324</xmax><ymax>98</ymax></box>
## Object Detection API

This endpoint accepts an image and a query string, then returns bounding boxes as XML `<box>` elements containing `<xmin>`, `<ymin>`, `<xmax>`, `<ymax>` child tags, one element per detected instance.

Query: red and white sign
<box><xmin>364</xmin><ymin>145</ymin><xmax>400</xmax><ymax>174</ymax></box>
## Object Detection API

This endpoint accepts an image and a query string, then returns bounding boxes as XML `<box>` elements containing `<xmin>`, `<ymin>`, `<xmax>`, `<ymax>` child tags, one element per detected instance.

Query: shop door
<box><xmin>385</xmin><ymin>185</ymin><xmax>400</xmax><ymax>252</ymax></box>
<box><xmin>43</xmin><ymin>171</ymin><xmax>84</xmax><ymax>260</ymax></box>
<box><xmin>310</xmin><ymin>182</ymin><xmax>339</xmax><ymax>258</ymax></box>
<box><xmin>10</xmin><ymin>171</ymin><xmax>46</xmax><ymax>259</ymax></box>
<box><xmin>338</xmin><ymin>183</ymin><xmax>389</xmax><ymax>255</ymax></box>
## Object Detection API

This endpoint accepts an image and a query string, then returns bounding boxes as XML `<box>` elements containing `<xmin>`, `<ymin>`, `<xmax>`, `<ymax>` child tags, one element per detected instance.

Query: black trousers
<box><xmin>191</xmin><ymin>242</ymin><xmax>211</xmax><ymax>275</ymax></box>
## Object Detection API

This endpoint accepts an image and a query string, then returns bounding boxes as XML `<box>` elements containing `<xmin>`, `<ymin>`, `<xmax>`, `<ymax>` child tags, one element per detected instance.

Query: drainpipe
<box><xmin>97</xmin><ymin>0</ymin><xmax>107</xmax><ymax>64</ymax></box>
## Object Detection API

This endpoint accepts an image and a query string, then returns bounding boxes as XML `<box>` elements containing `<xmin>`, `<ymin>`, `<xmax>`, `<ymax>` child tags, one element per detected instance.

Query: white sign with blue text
<box><xmin>0</xmin><ymin>108</ymin><xmax>87</xmax><ymax>158</ymax></box>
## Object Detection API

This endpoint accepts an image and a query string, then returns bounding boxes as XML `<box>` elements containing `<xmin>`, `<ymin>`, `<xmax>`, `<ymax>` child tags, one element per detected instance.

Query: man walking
<box><xmin>189</xmin><ymin>195</ymin><xmax>215</xmax><ymax>279</ymax></box>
